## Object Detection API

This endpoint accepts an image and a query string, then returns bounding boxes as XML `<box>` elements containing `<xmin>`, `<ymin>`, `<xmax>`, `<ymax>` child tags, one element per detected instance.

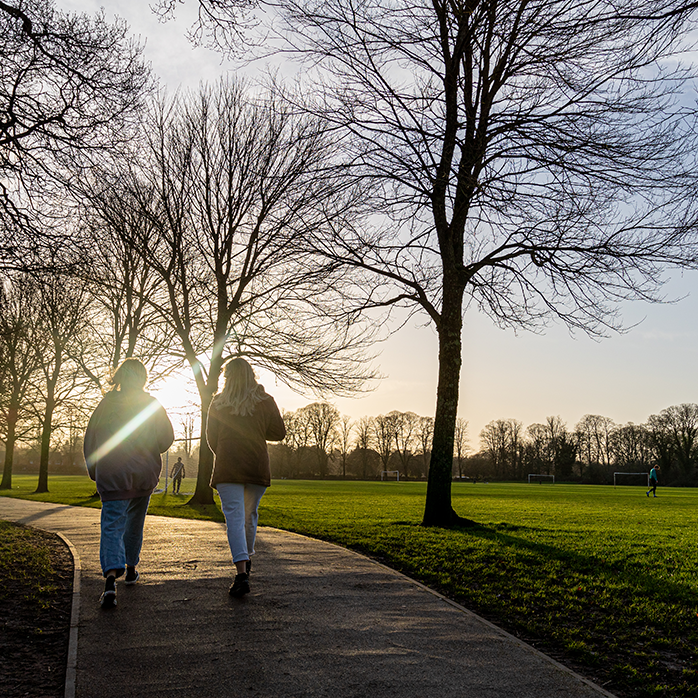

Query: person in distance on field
<box><xmin>171</xmin><ymin>457</ymin><xmax>185</xmax><ymax>495</ymax></box>
<box><xmin>84</xmin><ymin>358</ymin><xmax>174</xmax><ymax>610</ymax></box>
<box><xmin>206</xmin><ymin>357</ymin><xmax>286</xmax><ymax>598</ymax></box>
<box><xmin>646</xmin><ymin>465</ymin><xmax>660</xmax><ymax>498</ymax></box>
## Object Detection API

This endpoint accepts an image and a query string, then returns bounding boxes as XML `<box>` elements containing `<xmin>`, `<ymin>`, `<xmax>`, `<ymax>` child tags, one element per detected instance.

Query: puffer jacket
<box><xmin>207</xmin><ymin>395</ymin><xmax>286</xmax><ymax>489</ymax></box>
<box><xmin>84</xmin><ymin>390</ymin><xmax>174</xmax><ymax>501</ymax></box>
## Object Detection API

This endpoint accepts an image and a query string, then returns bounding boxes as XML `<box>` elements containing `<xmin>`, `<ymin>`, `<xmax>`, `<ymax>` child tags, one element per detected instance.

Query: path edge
<box><xmin>261</xmin><ymin>525</ymin><xmax>618</xmax><ymax>698</ymax></box>
<box><xmin>56</xmin><ymin>532</ymin><xmax>81</xmax><ymax>698</ymax></box>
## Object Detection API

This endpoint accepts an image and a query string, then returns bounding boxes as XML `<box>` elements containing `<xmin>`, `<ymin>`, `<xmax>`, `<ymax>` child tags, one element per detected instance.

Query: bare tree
<box><xmin>657</xmin><ymin>404</ymin><xmax>698</xmax><ymax>476</ymax></box>
<box><xmin>0</xmin><ymin>0</ymin><xmax>150</xmax><ymax>261</ymax></box>
<box><xmin>480</xmin><ymin>419</ymin><xmax>523</xmax><ymax>480</ymax></box>
<box><xmin>544</xmin><ymin>416</ymin><xmax>576</xmax><ymax>480</ymax></box>
<box><xmin>302</xmin><ymin>402</ymin><xmax>340</xmax><ymax>477</ymax></box>
<box><xmin>645</xmin><ymin>412</ymin><xmax>676</xmax><ymax>475</ymax></box>
<box><xmin>79</xmin><ymin>183</ymin><xmax>176</xmax><ymax>383</ymax></box>
<box><xmin>390</xmin><ymin>410</ymin><xmax>419</xmax><ymax>480</ymax></box>
<box><xmin>354</xmin><ymin>415</ymin><xmax>375</xmax><ymax>479</ymax></box>
<box><xmin>0</xmin><ymin>274</ymin><xmax>43</xmax><ymax>488</ymax></box>
<box><xmin>30</xmin><ymin>270</ymin><xmax>94</xmax><ymax>493</ymax></box>
<box><xmin>373</xmin><ymin>413</ymin><xmax>397</xmax><ymax>474</ymax></box>
<box><xmin>415</xmin><ymin>415</ymin><xmax>435</xmax><ymax>478</ymax></box>
<box><xmin>575</xmin><ymin>414</ymin><xmax>616</xmax><ymax>477</ymax></box>
<box><xmin>611</xmin><ymin>422</ymin><xmax>652</xmax><ymax>471</ymax></box>
<box><xmin>114</xmin><ymin>80</ymin><xmax>377</xmax><ymax>504</ymax></box>
<box><xmin>337</xmin><ymin>414</ymin><xmax>353</xmax><ymax>478</ymax></box>
<box><xmin>192</xmin><ymin>0</ymin><xmax>698</xmax><ymax>526</ymax></box>
<box><xmin>281</xmin><ymin>408</ymin><xmax>312</xmax><ymax>478</ymax></box>
<box><xmin>452</xmin><ymin>417</ymin><xmax>468</xmax><ymax>479</ymax></box>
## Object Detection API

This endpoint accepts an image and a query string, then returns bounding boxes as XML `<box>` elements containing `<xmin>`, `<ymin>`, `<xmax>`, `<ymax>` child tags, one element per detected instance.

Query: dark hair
<box><xmin>109</xmin><ymin>358</ymin><xmax>147</xmax><ymax>392</ymax></box>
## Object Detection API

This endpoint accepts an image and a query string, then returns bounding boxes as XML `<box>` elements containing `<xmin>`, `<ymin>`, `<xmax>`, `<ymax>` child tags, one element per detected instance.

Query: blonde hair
<box><xmin>214</xmin><ymin>357</ymin><xmax>267</xmax><ymax>416</ymax></box>
<box><xmin>109</xmin><ymin>358</ymin><xmax>147</xmax><ymax>392</ymax></box>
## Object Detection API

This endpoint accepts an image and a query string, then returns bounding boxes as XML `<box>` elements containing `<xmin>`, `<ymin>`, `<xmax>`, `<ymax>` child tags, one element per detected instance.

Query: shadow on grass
<box><xmin>365</xmin><ymin>519</ymin><xmax>691</xmax><ymax>608</ymax></box>
<box><xmin>460</xmin><ymin>522</ymin><xmax>693</xmax><ymax>606</ymax></box>
<box><xmin>147</xmin><ymin>495</ymin><xmax>225</xmax><ymax>523</ymax></box>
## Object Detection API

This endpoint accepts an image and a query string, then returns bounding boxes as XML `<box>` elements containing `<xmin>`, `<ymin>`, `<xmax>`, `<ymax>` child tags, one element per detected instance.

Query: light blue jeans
<box><xmin>217</xmin><ymin>483</ymin><xmax>266</xmax><ymax>564</ymax></box>
<box><xmin>99</xmin><ymin>496</ymin><xmax>150</xmax><ymax>577</ymax></box>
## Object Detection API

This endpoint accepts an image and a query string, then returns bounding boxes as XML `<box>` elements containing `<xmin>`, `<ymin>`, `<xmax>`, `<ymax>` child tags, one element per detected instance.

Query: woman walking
<box><xmin>207</xmin><ymin>358</ymin><xmax>286</xmax><ymax>597</ymax></box>
<box><xmin>84</xmin><ymin>358</ymin><xmax>174</xmax><ymax>609</ymax></box>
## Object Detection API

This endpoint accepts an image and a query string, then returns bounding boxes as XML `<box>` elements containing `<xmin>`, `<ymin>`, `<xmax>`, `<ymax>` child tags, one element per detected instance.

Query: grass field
<box><xmin>2</xmin><ymin>475</ymin><xmax>697</xmax><ymax>697</ymax></box>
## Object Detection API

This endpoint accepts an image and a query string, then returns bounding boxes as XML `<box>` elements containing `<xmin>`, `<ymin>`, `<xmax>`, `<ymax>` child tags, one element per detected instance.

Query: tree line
<box><xmin>267</xmin><ymin>402</ymin><xmax>698</xmax><ymax>487</ymax></box>
<box><xmin>475</xmin><ymin>406</ymin><xmax>698</xmax><ymax>485</ymax></box>
<box><xmin>270</xmin><ymin>406</ymin><xmax>461</xmax><ymax>481</ymax></box>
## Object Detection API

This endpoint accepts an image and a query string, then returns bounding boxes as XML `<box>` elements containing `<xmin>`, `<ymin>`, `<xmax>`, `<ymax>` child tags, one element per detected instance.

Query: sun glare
<box><xmin>86</xmin><ymin>401</ymin><xmax>162</xmax><ymax>465</ymax></box>
<box><xmin>149</xmin><ymin>373</ymin><xmax>200</xmax><ymax>439</ymax></box>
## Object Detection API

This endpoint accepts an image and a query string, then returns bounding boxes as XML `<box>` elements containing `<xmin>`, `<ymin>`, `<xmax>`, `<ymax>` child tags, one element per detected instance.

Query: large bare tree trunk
<box><xmin>189</xmin><ymin>388</ymin><xmax>216</xmax><ymax>506</ymax></box>
<box><xmin>423</xmin><ymin>281</ymin><xmax>474</xmax><ymax>527</ymax></box>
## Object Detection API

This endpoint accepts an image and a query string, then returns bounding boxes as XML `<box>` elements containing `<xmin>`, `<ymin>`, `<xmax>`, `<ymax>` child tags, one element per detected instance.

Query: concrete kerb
<box><xmin>56</xmin><ymin>532</ymin><xmax>81</xmax><ymax>698</ymax></box>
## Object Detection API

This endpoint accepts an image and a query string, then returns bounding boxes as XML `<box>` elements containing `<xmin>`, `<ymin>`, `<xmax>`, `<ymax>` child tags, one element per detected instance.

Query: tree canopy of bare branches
<box><xmin>98</xmin><ymin>79</ymin><xmax>378</xmax><ymax>503</ymax></box>
<box><xmin>30</xmin><ymin>269</ymin><xmax>94</xmax><ymax>493</ymax></box>
<box><xmin>177</xmin><ymin>0</ymin><xmax>698</xmax><ymax>525</ymax></box>
<box><xmin>0</xmin><ymin>0</ymin><xmax>150</xmax><ymax>261</ymax></box>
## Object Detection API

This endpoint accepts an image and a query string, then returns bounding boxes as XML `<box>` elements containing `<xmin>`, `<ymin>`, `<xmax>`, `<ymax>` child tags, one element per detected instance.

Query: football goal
<box><xmin>527</xmin><ymin>474</ymin><xmax>555</xmax><ymax>484</ymax></box>
<box><xmin>380</xmin><ymin>470</ymin><xmax>400</xmax><ymax>481</ymax></box>
<box><xmin>613</xmin><ymin>472</ymin><xmax>650</xmax><ymax>488</ymax></box>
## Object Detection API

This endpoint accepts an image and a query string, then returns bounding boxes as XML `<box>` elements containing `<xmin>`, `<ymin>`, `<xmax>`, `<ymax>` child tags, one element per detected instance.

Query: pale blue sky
<box><xmin>57</xmin><ymin>1</ymin><xmax>698</xmax><ymax>446</ymax></box>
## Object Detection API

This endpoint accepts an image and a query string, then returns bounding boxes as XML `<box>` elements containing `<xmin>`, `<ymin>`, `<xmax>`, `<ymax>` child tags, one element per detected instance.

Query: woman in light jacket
<box><xmin>207</xmin><ymin>357</ymin><xmax>286</xmax><ymax>597</ymax></box>
<box><xmin>84</xmin><ymin>358</ymin><xmax>174</xmax><ymax>609</ymax></box>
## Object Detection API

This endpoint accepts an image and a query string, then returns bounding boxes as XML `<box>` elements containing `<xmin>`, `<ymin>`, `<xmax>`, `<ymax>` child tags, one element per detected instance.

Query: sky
<box><xmin>56</xmin><ymin>1</ymin><xmax>698</xmax><ymax>447</ymax></box>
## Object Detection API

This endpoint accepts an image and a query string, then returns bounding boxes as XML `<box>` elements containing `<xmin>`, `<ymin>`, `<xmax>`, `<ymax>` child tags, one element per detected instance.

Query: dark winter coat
<box><xmin>207</xmin><ymin>395</ymin><xmax>286</xmax><ymax>489</ymax></box>
<box><xmin>84</xmin><ymin>390</ymin><xmax>174</xmax><ymax>501</ymax></box>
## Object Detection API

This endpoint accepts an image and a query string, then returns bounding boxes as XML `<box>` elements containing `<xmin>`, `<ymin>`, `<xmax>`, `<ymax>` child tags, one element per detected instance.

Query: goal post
<box><xmin>380</xmin><ymin>470</ymin><xmax>400</xmax><ymax>481</ymax></box>
<box><xmin>613</xmin><ymin>472</ymin><xmax>650</xmax><ymax>488</ymax></box>
<box><xmin>527</xmin><ymin>474</ymin><xmax>555</xmax><ymax>484</ymax></box>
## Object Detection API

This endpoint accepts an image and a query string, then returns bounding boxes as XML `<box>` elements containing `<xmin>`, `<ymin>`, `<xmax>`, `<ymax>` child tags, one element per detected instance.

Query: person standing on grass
<box><xmin>646</xmin><ymin>465</ymin><xmax>660</xmax><ymax>498</ymax></box>
<box><xmin>171</xmin><ymin>457</ymin><xmax>185</xmax><ymax>494</ymax></box>
<box><xmin>206</xmin><ymin>357</ymin><xmax>286</xmax><ymax>598</ymax></box>
<box><xmin>84</xmin><ymin>358</ymin><xmax>174</xmax><ymax>610</ymax></box>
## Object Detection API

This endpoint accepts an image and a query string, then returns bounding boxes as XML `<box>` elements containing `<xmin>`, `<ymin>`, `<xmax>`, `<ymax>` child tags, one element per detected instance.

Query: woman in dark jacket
<box><xmin>84</xmin><ymin>358</ymin><xmax>174</xmax><ymax>609</ymax></box>
<box><xmin>207</xmin><ymin>357</ymin><xmax>286</xmax><ymax>597</ymax></box>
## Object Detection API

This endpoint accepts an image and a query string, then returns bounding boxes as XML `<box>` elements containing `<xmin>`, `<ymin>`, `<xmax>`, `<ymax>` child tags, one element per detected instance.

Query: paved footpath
<box><xmin>1</xmin><ymin>498</ymin><xmax>617</xmax><ymax>698</ymax></box>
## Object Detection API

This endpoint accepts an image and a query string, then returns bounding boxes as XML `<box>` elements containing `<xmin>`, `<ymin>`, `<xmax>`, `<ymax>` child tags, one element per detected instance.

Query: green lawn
<box><xmin>2</xmin><ymin>476</ymin><xmax>697</xmax><ymax>697</ymax></box>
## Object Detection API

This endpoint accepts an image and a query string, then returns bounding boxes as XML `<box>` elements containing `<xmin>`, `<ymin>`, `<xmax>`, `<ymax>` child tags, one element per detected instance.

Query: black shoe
<box><xmin>229</xmin><ymin>573</ymin><xmax>250</xmax><ymax>598</ymax></box>
<box><xmin>100</xmin><ymin>576</ymin><xmax>117</xmax><ymax>609</ymax></box>
<box><xmin>246</xmin><ymin>559</ymin><xmax>252</xmax><ymax>575</ymax></box>
<box><xmin>125</xmin><ymin>566</ymin><xmax>139</xmax><ymax>585</ymax></box>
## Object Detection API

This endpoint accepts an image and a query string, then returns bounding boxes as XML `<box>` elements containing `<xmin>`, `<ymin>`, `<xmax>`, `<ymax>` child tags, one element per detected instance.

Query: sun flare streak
<box><xmin>87</xmin><ymin>401</ymin><xmax>161</xmax><ymax>465</ymax></box>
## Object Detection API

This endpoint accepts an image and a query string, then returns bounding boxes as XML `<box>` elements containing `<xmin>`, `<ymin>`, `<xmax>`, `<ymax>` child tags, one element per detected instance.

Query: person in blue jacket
<box><xmin>84</xmin><ymin>358</ymin><xmax>174</xmax><ymax>609</ymax></box>
<box><xmin>646</xmin><ymin>465</ymin><xmax>660</xmax><ymax>498</ymax></box>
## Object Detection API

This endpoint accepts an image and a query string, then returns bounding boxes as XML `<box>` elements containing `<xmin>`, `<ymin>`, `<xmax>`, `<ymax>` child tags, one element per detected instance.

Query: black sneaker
<box><xmin>100</xmin><ymin>576</ymin><xmax>117</xmax><ymax>609</ymax></box>
<box><xmin>125</xmin><ymin>566</ymin><xmax>139</xmax><ymax>585</ymax></box>
<box><xmin>229</xmin><ymin>572</ymin><xmax>250</xmax><ymax>598</ymax></box>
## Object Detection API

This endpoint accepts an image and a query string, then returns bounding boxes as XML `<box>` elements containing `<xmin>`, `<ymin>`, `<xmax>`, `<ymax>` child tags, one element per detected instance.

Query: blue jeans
<box><xmin>217</xmin><ymin>483</ymin><xmax>266</xmax><ymax>564</ymax></box>
<box><xmin>99</xmin><ymin>496</ymin><xmax>150</xmax><ymax>577</ymax></box>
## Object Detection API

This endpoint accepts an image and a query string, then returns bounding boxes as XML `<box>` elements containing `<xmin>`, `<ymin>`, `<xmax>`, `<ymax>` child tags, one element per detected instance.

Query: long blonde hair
<box><xmin>214</xmin><ymin>358</ymin><xmax>268</xmax><ymax>416</ymax></box>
